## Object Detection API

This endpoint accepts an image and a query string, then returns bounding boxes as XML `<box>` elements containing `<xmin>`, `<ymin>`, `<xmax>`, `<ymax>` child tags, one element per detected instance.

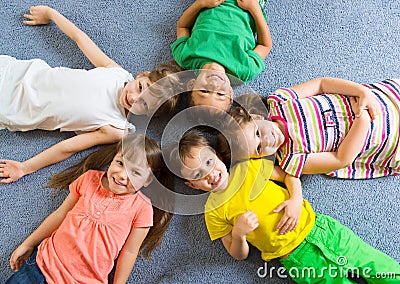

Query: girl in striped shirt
<box><xmin>228</xmin><ymin>77</ymin><xmax>399</xmax><ymax>180</ymax></box>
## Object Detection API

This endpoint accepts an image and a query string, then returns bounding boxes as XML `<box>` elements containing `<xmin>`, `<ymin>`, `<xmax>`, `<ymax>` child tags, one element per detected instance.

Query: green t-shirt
<box><xmin>171</xmin><ymin>0</ymin><xmax>267</xmax><ymax>83</ymax></box>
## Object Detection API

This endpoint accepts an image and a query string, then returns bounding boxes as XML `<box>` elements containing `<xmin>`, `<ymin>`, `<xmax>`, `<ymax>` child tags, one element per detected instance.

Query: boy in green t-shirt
<box><xmin>171</xmin><ymin>0</ymin><xmax>272</xmax><ymax>111</ymax></box>
<box><xmin>168</xmin><ymin>129</ymin><xmax>400</xmax><ymax>283</ymax></box>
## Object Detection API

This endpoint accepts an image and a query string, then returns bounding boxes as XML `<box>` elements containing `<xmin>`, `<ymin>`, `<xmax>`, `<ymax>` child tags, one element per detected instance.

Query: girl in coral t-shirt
<box><xmin>7</xmin><ymin>134</ymin><xmax>173</xmax><ymax>283</ymax></box>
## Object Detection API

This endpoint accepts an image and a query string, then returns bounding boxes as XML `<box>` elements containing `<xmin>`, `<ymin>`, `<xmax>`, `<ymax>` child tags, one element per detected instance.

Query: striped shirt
<box><xmin>267</xmin><ymin>79</ymin><xmax>400</xmax><ymax>179</ymax></box>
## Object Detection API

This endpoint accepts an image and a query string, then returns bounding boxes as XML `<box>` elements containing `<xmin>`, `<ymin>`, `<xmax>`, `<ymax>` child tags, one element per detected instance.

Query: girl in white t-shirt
<box><xmin>0</xmin><ymin>5</ymin><xmax>180</xmax><ymax>183</ymax></box>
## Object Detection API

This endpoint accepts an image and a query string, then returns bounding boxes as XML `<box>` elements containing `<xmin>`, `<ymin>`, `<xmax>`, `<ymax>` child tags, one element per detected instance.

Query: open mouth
<box><xmin>207</xmin><ymin>73</ymin><xmax>224</xmax><ymax>81</ymax></box>
<box><xmin>113</xmin><ymin>177</ymin><xmax>125</xmax><ymax>187</ymax></box>
<box><xmin>211</xmin><ymin>173</ymin><xmax>222</xmax><ymax>188</ymax></box>
<box><xmin>124</xmin><ymin>94</ymin><xmax>132</xmax><ymax>108</ymax></box>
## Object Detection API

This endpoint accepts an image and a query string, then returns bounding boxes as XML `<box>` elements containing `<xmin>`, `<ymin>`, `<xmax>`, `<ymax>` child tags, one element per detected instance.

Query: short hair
<box><xmin>167</xmin><ymin>129</ymin><xmax>211</xmax><ymax>179</ymax></box>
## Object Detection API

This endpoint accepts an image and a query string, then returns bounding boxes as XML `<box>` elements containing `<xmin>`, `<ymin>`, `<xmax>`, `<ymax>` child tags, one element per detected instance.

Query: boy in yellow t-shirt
<box><xmin>169</xmin><ymin>129</ymin><xmax>400</xmax><ymax>283</ymax></box>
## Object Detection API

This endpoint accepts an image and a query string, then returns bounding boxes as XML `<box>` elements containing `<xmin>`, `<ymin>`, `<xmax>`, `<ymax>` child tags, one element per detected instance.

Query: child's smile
<box><xmin>238</xmin><ymin>119</ymin><xmax>285</xmax><ymax>158</ymax></box>
<box><xmin>181</xmin><ymin>146</ymin><xmax>229</xmax><ymax>192</ymax></box>
<box><xmin>103</xmin><ymin>153</ymin><xmax>152</xmax><ymax>195</ymax></box>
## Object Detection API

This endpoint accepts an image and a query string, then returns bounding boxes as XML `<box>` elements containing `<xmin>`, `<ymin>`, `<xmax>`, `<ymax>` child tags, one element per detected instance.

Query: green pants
<box><xmin>280</xmin><ymin>214</ymin><xmax>400</xmax><ymax>283</ymax></box>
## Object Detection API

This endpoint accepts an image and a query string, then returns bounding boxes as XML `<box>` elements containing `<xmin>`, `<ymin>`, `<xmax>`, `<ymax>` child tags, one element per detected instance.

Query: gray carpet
<box><xmin>1</xmin><ymin>0</ymin><xmax>399</xmax><ymax>283</ymax></box>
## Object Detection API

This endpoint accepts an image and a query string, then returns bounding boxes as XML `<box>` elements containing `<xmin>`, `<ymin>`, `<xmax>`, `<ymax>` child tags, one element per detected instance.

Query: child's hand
<box><xmin>23</xmin><ymin>6</ymin><xmax>54</xmax><ymax>26</ymax></box>
<box><xmin>10</xmin><ymin>245</ymin><xmax>34</xmax><ymax>271</ymax></box>
<box><xmin>351</xmin><ymin>91</ymin><xmax>380</xmax><ymax>120</ymax></box>
<box><xmin>0</xmin><ymin>159</ymin><xmax>26</xmax><ymax>184</ymax></box>
<box><xmin>237</xmin><ymin>0</ymin><xmax>260</xmax><ymax>12</ymax></box>
<box><xmin>197</xmin><ymin>0</ymin><xmax>226</xmax><ymax>9</ymax></box>
<box><xmin>273</xmin><ymin>197</ymin><xmax>302</xmax><ymax>234</ymax></box>
<box><xmin>232</xmin><ymin>210</ymin><xmax>259</xmax><ymax>238</ymax></box>
<box><xmin>349</xmin><ymin>97</ymin><xmax>370</xmax><ymax>120</ymax></box>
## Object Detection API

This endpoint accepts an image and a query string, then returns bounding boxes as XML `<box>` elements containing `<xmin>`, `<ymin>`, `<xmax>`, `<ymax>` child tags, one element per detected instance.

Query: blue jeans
<box><xmin>6</xmin><ymin>248</ymin><xmax>46</xmax><ymax>284</ymax></box>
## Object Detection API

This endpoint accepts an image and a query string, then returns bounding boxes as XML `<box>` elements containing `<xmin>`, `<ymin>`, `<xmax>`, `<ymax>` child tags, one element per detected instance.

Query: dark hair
<box><xmin>167</xmin><ymin>129</ymin><xmax>211</xmax><ymax>179</ymax></box>
<box><xmin>48</xmin><ymin>134</ymin><xmax>173</xmax><ymax>259</ymax></box>
<box><xmin>167</xmin><ymin>127</ymin><xmax>231</xmax><ymax>180</ymax></box>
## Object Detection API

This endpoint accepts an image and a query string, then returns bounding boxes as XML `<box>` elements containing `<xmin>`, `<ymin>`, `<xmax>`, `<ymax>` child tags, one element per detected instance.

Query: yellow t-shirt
<box><xmin>205</xmin><ymin>158</ymin><xmax>316</xmax><ymax>261</ymax></box>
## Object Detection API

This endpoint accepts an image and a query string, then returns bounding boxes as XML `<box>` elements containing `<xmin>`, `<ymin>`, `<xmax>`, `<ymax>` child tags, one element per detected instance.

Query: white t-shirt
<box><xmin>0</xmin><ymin>55</ymin><xmax>134</xmax><ymax>132</ymax></box>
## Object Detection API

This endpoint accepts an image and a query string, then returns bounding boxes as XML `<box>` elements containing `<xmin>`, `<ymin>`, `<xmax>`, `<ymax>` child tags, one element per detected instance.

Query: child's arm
<box><xmin>220</xmin><ymin>211</ymin><xmax>258</xmax><ymax>260</ymax></box>
<box><xmin>176</xmin><ymin>0</ymin><xmax>225</xmax><ymax>39</ymax></box>
<box><xmin>10</xmin><ymin>193</ymin><xmax>78</xmax><ymax>271</ymax></box>
<box><xmin>291</xmin><ymin>77</ymin><xmax>380</xmax><ymax>120</ymax></box>
<box><xmin>270</xmin><ymin>166</ymin><xmax>303</xmax><ymax>234</ymax></box>
<box><xmin>113</xmin><ymin>227</ymin><xmax>150</xmax><ymax>284</ymax></box>
<box><xmin>302</xmin><ymin>107</ymin><xmax>371</xmax><ymax>174</ymax></box>
<box><xmin>237</xmin><ymin>0</ymin><xmax>272</xmax><ymax>59</ymax></box>
<box><xmin>0</xmin><ymin>126</ymin><xmax>122</xmax><ymax>184</ymax></box>
<box><xmin>23</xmin><ymin>6</ymin><xmax>119</xmax><ymax>68</ymax></box>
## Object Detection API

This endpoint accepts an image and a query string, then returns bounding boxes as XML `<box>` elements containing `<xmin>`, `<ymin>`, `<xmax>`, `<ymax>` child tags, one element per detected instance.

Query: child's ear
<box><xmin>143</xmin><ymin>175</ymin><xmax>154</xmax><ymax>187</ymax></box>
<box><xmin>186</xmin><ymin>79</ymin><xmax>196</xmax><ymax>91</ymax></box>
<box><xmin>184</xmin><ymin>181</ymin><xmax>198</xmax><ymax>189</ymax></box>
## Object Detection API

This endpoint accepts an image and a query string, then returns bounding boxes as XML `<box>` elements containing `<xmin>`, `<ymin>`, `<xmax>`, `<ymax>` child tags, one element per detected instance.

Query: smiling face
<box><xmin>180</xmin><ymin>146</ymin><xmax>229</xmax><ymax>192</ymax></box>
<box><xmin>119</xmin><ymin>72</ymin><xmax>160</xmax><ymax>115</ymax></box>
<box><xmin>238</xmin><ymin>119</ymin><xmax>286</xmax><ymax>158</ymax></box>
<box><xmin>188</xmin><ymin>64</ymin><xmax>233</xmax><ymax>111</ymax></box>
<box><xmin>103</xmin><ymin>152</ymin><xmax>152</xmax><ymax>196</ymax></box>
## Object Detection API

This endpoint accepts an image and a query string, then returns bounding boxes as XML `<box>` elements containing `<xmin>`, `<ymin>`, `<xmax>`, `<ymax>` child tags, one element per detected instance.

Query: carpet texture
<box><xmin>1</xmin><ymin>0</ymin><xmax>399</xmax><ymax>283</ymax></box>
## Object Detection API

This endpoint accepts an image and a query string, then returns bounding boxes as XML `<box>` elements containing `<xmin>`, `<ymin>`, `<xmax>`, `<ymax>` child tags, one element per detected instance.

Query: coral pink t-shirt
<box><xmin>36</xmin><ymin>170</ymin><xmax>153</xmax><ymax>283</ymax></box>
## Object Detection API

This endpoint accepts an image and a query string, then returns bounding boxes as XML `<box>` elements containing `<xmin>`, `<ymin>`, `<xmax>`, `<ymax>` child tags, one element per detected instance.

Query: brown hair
<box><xmin>146</xmin><ymin>62</ymin><xmax>183</xmax><ymax>117</ymax></box>
<box><xmin>48</xmin><ymin>134</ymin><xmax>173</xmax><ymax>259</ymax></box>
<box><xmin>234</xmin><ymin>93</ymin><xmax>269</xmax><ymax>118</ymax></box>
<box><xmin>167</xmin><ymin>129</ymin><xmax>212</xmax><ymax>178</ymax></box>
<box><xmin>167</xmin><ymin>128</ymin><xmax>232</xmax><ymax>180</ymax></box>
<box><xmin>186</xmin><ymin>90</ymin><xmax>195</xmax><ymax>108</ymax></box>
<box><xmin>216</xmin><ymin>106</ymin><xmax>253</xmax><ymax>163</ymax></box>
<box><xmin>222</xmin><ymin>93</ymin><xmax>268</xmax><ymax>160</ymax></box>
<box><xmin>179</xmin><ymin>129</ymin><xmax>211</xmax><ymax>164</ymax></box>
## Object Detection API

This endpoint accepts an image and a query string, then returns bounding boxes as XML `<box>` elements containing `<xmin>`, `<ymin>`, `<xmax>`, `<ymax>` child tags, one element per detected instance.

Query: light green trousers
<box><xmin>280</xmin><ymin>214</ymin><xmax>400</xmax><ymax>283</ymax></box>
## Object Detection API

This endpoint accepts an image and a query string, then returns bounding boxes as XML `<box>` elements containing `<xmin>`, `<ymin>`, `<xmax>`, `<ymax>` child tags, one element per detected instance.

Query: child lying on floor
<box><xmin>168</xmin><ymin>129</ymin><xmax>400</xmax><ymax>283</ymax></box>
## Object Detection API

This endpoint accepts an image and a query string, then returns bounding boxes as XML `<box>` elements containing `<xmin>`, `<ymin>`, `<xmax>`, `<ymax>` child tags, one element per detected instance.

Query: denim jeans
<box><xmin>6</xmin><ymin>248</ymin><xmax>46</xmax><ymax>284</ymax></box>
